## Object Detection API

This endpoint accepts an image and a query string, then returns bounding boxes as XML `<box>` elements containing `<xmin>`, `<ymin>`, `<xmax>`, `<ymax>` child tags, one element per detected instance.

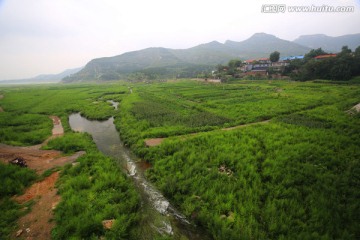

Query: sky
<box><xmin>0</xmin><ymin>0</ymin><xmax>359</xmax><ymax>80</ymax></box>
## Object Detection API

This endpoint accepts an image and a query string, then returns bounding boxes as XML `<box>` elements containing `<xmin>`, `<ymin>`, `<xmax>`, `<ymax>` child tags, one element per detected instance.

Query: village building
<box><xmin>241</xmin><ymin>56</ymin><xmax>295</xmax><ymax>75</ymax></box>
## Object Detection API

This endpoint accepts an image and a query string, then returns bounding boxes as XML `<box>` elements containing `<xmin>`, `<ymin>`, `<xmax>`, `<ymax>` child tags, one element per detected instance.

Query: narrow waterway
<box><xmin>68</xmin><ymin>112</ymin><xmax>210</xmax><ymax>240</ymax></box>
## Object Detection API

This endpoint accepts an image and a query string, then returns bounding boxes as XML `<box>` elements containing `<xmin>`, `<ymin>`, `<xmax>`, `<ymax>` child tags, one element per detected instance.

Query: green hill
<box><xmin>64</xmin><ymin>33</ymin><xmax>348</xmax><ymax>82</ymax></box>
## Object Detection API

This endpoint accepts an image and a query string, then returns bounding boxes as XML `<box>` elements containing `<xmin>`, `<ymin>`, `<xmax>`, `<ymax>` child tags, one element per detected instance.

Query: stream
<box><xmin>68</xmin><ymin>111</ymin><xmax>210</xmax><ymax>240</ymax></box>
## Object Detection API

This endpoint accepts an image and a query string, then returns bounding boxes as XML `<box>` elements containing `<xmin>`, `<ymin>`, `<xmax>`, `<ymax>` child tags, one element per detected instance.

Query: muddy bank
<box><xmin>0</xmin><ymin>145</ymin><xmax>85</xmax><ymax>175</ymax></box>
<box><xmin>0</xmin><ymin>115</ymin><xmax>84</xmax><ymax>174</ymax></box>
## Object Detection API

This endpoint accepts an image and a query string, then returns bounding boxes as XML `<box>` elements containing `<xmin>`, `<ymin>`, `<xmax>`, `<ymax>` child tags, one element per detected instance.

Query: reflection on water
<box><xmin>69</xmin><ymin>113</ymin><xmax>210</xmax><ymax>240</ymax></box>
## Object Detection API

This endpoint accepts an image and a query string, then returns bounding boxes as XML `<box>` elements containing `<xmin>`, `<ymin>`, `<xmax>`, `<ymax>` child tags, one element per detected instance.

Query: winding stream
<box><xmin>68</xmin><ymin>112</ymin><xmax>210</xmax><ymax>239</ymax></box>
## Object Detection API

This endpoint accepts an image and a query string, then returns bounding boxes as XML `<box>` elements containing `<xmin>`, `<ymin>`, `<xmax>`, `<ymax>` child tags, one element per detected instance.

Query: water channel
<box><xmin>68</xmin><ymin>110</ymin><xmax>210</xmax><ymax>239</ymax></box>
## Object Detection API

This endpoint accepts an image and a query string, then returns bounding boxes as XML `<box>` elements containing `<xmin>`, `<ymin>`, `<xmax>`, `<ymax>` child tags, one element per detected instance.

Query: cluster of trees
<box><xmin>211</xmin><ymin>45</ymin><xmax>360</xmax><ymax>82</ymax></box>
<box><xmin>285</xmin><ymin>46</ymin><xmax>360</xmax><ymax>81</ymax></box>
<box><xmin>213</xmin><ymin>59</ymin><xmax>244</xmax><ymax>81</ymax></box>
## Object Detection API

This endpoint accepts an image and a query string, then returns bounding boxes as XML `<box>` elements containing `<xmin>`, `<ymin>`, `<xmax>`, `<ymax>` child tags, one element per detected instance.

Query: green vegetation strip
<box><xmin>1</xmin><ymin>79</ymin><xmax>359</xmax><ymax>239</ymax></box>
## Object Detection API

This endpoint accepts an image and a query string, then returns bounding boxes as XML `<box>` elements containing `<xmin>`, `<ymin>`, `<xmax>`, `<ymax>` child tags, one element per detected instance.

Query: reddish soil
<box><xmin>144</xmin><ymin>138</ymin><xmax>165</xmax><ymax>147</ymax></box>
<box><xmin>13</xmin><ymin>172</ymin><xmax>60</xmax><ymax>240</ymax></box>
<box><xmin>0</xmin><ymin>115</ymin><xmax>85</xmax><ymax>239</ymax></box>
<box><xmin>136</xmin><ymin>161</ymin><xmax>152</xmax><ymax>171</ymax></box>
<box><xmin>144</xmin><ymin>120</ymin><xmax>271</xmax><ymax>147</ymax></box>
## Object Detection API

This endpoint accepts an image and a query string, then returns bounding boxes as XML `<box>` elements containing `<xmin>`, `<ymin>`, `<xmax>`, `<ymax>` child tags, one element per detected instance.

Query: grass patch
<box><xmin>43</xmin><ymin>132</ymin><xmax>95</xmax><ymax>154</ymax></box>
<box><xmin>0</xmin><ymin>163</ymin><xmax>38</xmax><ymax>239</ymax></box>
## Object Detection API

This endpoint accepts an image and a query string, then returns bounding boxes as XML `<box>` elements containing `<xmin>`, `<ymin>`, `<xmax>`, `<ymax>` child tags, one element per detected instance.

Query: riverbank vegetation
<box><xmin>1</xmin><ymin>79</ymin><xmax>359</xmax><ymax>239</ymax></box>
<box><xmin>0</xmin><ymin>84</ymin><xmax>141</xmax><ymax>239</ymax></box>
<box><xmin>46</xmin><ymin>134</ymin><xmax>141</xmax><ymax>239</ymax></box>
<box><xmin>0</xmin><ymin>163</ymin><xmax>37</xmax><ymax>238</ymax></box>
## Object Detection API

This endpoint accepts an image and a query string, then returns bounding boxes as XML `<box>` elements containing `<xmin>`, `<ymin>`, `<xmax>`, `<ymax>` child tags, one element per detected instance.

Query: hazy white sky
<box><xmin>0</xmin><ymin>0</ymin><xmax>359</xmax><ymax>80</ymax></box>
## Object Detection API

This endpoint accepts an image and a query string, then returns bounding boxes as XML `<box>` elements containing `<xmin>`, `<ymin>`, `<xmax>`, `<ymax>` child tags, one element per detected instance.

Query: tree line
<box><xmin>284</xmin><ymin>46</ymin><xmax>360</xmax><ymax>81</ymax></box>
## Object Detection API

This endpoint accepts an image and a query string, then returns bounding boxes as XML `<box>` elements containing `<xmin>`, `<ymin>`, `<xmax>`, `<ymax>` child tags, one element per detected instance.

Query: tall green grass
<box><xmin>0</xmin><ymin>163</ymin><xmax>37</xmax><ymax>239</ymax></box>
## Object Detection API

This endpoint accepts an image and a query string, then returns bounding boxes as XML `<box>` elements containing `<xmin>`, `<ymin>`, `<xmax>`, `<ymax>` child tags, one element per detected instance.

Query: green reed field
<box><xmin>0</xmin><ymin>79</ymin><xmax>359</xmax><ymax>239</ymax></box>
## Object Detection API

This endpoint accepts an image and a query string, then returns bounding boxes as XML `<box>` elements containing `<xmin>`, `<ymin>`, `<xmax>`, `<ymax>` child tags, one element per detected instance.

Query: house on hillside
<box><xmin>241</xmin><ymin>57</ymin><xmax>291</xmax><ymax>74</ymax></box>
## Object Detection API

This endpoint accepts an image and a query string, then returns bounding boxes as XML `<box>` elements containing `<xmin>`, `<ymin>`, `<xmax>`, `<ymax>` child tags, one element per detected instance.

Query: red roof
<box><xmin>314</xmin><ymin>54</ymin><xmax>337</xmax><ymax>59</ymax></box>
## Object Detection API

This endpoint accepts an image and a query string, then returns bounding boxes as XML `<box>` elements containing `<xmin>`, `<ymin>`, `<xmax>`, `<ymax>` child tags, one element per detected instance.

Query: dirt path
<box><xmin>346</xmin><ymin>103</ymin><xmax>360</xmax><ymax>115</ymax></box>
<box><xmin>144</xmin><ymin>120</ymin><xmax>270</xmax><ymax>147</ymax></box>
<box><xmin>0</xmin><ymin>116</ymin><xmax>83</xmax><ymax>174</ymax></box>
<box><xmin>0</xmin><ymin>115</ymin><xmax>85</xmax><ymax>239</ymax></box>
<box><xmin>13</xmin><ymin>172</ymin><xmax>60</xmax><ymax>240</ymax></box>
<box><xmin>222</xmin><ymin>120</ymin><xmax>270</xmax><ymax>131</ymax></box>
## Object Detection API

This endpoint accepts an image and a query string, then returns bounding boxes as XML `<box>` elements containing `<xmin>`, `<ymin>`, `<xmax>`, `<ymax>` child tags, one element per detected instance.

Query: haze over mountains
<box><xmin>2</xmin><ymin>32</ymin><xmax>358</xmax><ymax>84</ymax></box>
<box><xmin>294</xmin><ymin>33</ymin><xmax>360</xmax><ymax>53</ymax></box>
<box><xmin>0</xmin><ymin>67</ymin><xmax>82</xmax><ymax>84</ymax></box>
<box><xmin>63</xmin><ymin>32</ymin><xmax>360</xmax><ymax>82</ymax></box>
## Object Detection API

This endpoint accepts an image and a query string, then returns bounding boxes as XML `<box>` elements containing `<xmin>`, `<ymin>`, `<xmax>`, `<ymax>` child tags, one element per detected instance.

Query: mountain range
<box><xmin>63</xmin><ymin>33</ymin><xmax>310</xmax><ymax>82</ymax></box>
<box><xmin>0</xmin><ymin>67</ymin><xmax>82</xmax><ymax>84</ymax></box>
<box><xmin>64</xmin><ymin>32</ymin><xmax>360</xmax><ymax>82</ymax></box>
<box><xmin>3</xmin><ymin>32</ymin><xmax>357</xmax><ymax>83</ymax></box>
<box><xmin>294</xmin><ymin>33</ymin><xmax>360</xmax><ymax>53</ymax></box>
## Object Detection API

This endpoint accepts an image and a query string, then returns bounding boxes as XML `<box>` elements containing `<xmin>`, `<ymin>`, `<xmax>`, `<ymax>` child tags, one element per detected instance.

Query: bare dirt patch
<box><xmin>0</xmin><ymin>115</ymin><xmax>85</xmax><ymax>239</ymax></box>
<box><xmin>144</xmin><ymin>138</ymin><xmax>165</xmax><ymax>147</ymax></box>
<box><xmin>0</xmin><ymin>106</ymin><xmax>3</xmax><ymax>112</ymax></box>
<box><xmin>50</xmin><ymin>116</ymin><xmax>64</xmax><ymax>136</ymax></box>
<box><xmin>15</xmin><ymin>172</ymin><xmax>59</xmax><ymax>204</ymax></box>
<box><xmin>13</xmin><ymin>172</ymin><xmax>60</xmax><ymax>240</ymax></box>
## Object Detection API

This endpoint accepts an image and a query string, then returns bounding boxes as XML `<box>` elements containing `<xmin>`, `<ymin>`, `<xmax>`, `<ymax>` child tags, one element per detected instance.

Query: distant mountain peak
<box><xmin>295</xmin><ymin>34</ymin><xmax>329</xmax><ymax>40</ymax></box>
<box><xmin>249</xmin><ymin>32</ymin><xmax>278</xmax><ymax>39</ymax></box>
<box><xmin>193</xmin><ymin>40</ymin><xmax>224</xmax><ymax>48</ymax></box>
<box><xmin>294</xmin><ymin>33</ymin><xmax>360</xmax><ymax>52</ymax></box>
